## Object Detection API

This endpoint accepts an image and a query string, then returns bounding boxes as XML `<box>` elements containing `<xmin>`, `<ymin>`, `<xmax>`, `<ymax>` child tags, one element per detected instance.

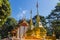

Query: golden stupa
<box><xmin>26</xmin><ymin>1</ymin><xmax>47</xmax><ymax>39</ymax></box>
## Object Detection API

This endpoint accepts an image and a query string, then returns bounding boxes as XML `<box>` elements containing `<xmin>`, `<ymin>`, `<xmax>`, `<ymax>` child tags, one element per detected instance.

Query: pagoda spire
<box><xmin>36</xmin><ymin>1</ymin><xmax>39</xmax><ymax>15</ymax></box>
<box><xmin>36</xmin><ymin>1</ymin><xmax>40</xmax><ymax>26</ymax></box>
<box><xmin>30</xmin><ymin>10</ymin><xmax>34</xmax><ymax>30</ymax></box>
<box><xmin>22</xmin><ymin>13</ymin><xmax>26</xmax><ymax>21</ymax></box>
<box><xmin>30</xmin><ymin>10</ymin><xmax>32</xmax><ymax>20</ymax></box>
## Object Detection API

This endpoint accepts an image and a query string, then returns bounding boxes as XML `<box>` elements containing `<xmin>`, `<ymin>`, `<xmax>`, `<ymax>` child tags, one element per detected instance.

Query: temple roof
<box><xmin>20</xmin><ymin>20</ymin><xmax>29</xmax><ymax>26</ymax></box>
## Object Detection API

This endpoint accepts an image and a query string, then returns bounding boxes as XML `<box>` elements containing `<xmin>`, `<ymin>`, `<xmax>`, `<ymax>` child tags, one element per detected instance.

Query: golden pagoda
<box><xmin>26</xmin><ymin>1</ymin><xmax>47</xmax><ymax>39</ymax></box>
<box><xmin>31</xmin><ymin>1</ymin><xmax>47</xmax><ymax>39</ymax></box>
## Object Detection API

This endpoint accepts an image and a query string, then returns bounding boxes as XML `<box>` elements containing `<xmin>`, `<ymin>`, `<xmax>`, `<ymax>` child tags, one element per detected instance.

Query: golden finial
<box><xmin>22</xmin><ymin>13</ymin><xmax>26</xmax><ymax>21</ymax></box>
<box><xmin>36</xmin><ymin>1</ymin><xmax>38</xmax><ymax>8</ymax></box>
<box><xmin>36</xmin><ymin>1</ymin><xmax>39</xmax><ymax>15</ymax></box>
<box><xmin>30</xmin><ymin>10</ymin><xmax>32</xmax><ymax>19</ymax></box>
<box><xmin>30</xmin><ymin>10</ymin><xmax>33</xmax><ymax>25</ymax></box>
<box><xmin>30</xmin><ymin>10</ymin><xmax>34</xmax><ymax>30</ymax></box>
<box><xmin>36</xmin><ymin>1</ymin><xmax>40</xmax><ymax>25</ymax></box>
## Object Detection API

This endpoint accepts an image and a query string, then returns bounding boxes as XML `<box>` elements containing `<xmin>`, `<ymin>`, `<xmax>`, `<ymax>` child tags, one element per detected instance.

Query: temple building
<box><xmin>10</xmin><ymin>1</ymin><xmax>56</xmax><ymax>40</ymax></box>
<box><xmin>11</xmin><ymin>1</ymin><xmax>47</xmax><ymax>40</ymax></box>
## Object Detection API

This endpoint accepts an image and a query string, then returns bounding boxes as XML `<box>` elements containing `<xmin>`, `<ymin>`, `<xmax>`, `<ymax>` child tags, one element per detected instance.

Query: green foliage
<box><xmin>57</xmin><ymin>3</ymin><xmax>60</xmax><ymax>6</ymax></box>
<box><xmin>0</xmin><ymin>0</ymin><xmax>3</xmax><ymax>6</ymax></box>
<box><xmin>1</xmin><ymin>17</ymin><xmax>17</xmax><ymax>39</ymax></box>
<box><xmin>0</xmin><ymin>0</ymin><xmax>11</xmax><ymax>27</ymax></box>
<box><xmin>6</xmin><ymin>17</ymin><xmax>17</xmax><ymax>26</ymax></box>
<box><xmin>46</xmin><ymin>3</ymin><xmax>60</xmax><ymax>38</ymax></box>
<box><xmin>51</xmin><ymin>20</ymin><xmax>60</xmax><ymax>31</ymax></box>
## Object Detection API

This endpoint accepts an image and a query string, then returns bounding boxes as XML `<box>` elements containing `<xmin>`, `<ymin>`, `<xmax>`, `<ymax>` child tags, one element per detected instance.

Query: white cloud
<box><xmin>23</xmin><ymin>10</ymin><xmax>27</xmax><ymax>14</ymax></box>
<box><xmin>16</xmin><ymin>8</ymin><xmax>27</xmax><ymax>20</ymax></box>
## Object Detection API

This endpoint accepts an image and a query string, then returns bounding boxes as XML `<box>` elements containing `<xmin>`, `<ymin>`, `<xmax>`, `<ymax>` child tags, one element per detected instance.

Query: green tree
<box><xmin>1</xmin><ymin>17</ymin><xmax>17</xmax><ymax>39</ymax></box>
<box><xmin>0</xmin><ymin>0</ymin><xmax>11</xmax><ymax>27</ymax></box>
<box><xmin>46</xmin><ymin>2</ymin><xmax>60</xmax><ymax>38</ymax></box>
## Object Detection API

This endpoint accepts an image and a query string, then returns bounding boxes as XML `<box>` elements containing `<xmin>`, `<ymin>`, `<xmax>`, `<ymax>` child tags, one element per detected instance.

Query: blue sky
<box><xmin>9</xmin><ymin>0</ymin><xmax>59</xmax><ymax>21</ymax></box>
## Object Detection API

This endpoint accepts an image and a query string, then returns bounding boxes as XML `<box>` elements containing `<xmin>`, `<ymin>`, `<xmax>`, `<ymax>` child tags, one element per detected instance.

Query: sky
<box><xmin>9</xmin><ymin>0</ymin><xmax>59</xmax><ymax>21</ymax></box>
